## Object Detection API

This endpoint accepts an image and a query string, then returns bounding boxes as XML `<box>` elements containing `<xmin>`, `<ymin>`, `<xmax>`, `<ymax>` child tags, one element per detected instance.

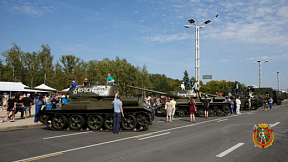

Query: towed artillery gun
<box><xmin>127</xmin><ymin>85</ymin><xmax>231</xmax><ymax>117</ymax></box>
<box><xmin>35</xmin><ymin>83</ymin><xmax>154</xmax><ymax>131</ymax></box>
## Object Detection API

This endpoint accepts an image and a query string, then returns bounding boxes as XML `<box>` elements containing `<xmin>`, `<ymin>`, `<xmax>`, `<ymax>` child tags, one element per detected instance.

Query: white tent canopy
<box><xmin>0</xmin><ymin>81</ymin><xmax>48</xmax><ymax>96</ymax></box>
<box><xmin>34</xmin><ymin>84</ymin><xmax>57</xmax><ymax>91</ymax></box>
<box><xmin>61</xmin><ymin>88</ymin><xmax>70</xmax><ymax>92</ymax></box>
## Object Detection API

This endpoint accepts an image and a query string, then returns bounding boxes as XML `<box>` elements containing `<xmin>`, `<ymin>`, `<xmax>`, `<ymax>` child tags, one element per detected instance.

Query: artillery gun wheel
<box><xmin>39</xmin><ymin>114</ymin><xmax>50</xmax><ymax>124</ymax></box>
<box><xmin>136</xmin><ymin>112</ymin><xmax>150</xmax><ymax>126</ymax></box>
<box><xmin>212</xmin><ymin>106</ymin><xmax>218</xmax><ymax>110</ymax></box>
<box><xmin>69</xmin><ymin>115</ymin><xmax>86</xmax><ymax>130</ymax></box>
<box><xmin>177</xmin><ymin>109</ymin><xmax>186</xmax><ymax>117</ymax></box>
<box><xmin>104</xmin><ymin>115</ymin><xmax>114</xmax><ymax>130</ymax></box>
<box><xmin>222</xmin><ymin>105</ymin><xmax>230</xmax><ymax>113</ymax></box>
<box><xmin>121</xmin><ymin>115</ymin><xmax>137</xmax><ymax>130</ymax></box>
<box><xmin>208</xmin><ymin>109</ymin><xmax>215</xmax><ymax>117</ymax></box>
<box><xmin>216</xmin><ymin>109</ymin><xmax>224</xmax><ymax>116</ymax></box>
<box><xmin>197</xmin><ymin>109</ymin><xmax>204</xmax><ymax>117</ymax></box>
<box><xmin>87</xmin><ymin>115</ymin><xmax>104</xmax><ymax>130</ymax></box>
<box><xmin>52</xmin><ymin>115</ymin><xmax>68</xmax><ymax>130</ymax></box>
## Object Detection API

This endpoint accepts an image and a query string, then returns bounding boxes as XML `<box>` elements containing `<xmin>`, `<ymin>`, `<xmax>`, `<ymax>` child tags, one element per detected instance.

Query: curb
<box><xmin>0</xmin><ymin>123</ymin><xmax>44</xmax><ymax>132</ymax></box>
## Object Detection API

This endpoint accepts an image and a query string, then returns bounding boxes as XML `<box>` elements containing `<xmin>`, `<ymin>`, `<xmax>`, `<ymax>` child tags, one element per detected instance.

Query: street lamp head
<box><xmin>204</xmin><ymin>20</ymin><xmax>211</xmax><ymax>24</ymax></box>
<box><xmin>188</xmin><ymin>19</ymin><xmax>195</xmax><ymax>24</ymax></box>
<box><xmin>257</xmin><ymin>60</ymin><xmax>261</xmax><ymax>63</ymax></box>
<box><xmin>184</xmin><ymin>25</ymin><xmax>191</xmax><ymax>28</ymax></box>
<box><xmin>264</xmin><ymin>60</ymin><xmax>269</xmax><ymax>63</ymax></box>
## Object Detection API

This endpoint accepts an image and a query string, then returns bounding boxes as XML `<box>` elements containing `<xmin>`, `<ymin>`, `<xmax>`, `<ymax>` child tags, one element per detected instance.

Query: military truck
<box><xmin>247</xmin><ymin>87</ymin><xmax>283</xmax><ymax>105</ymax></box>
<box><xmin>37</xmin><ymin>83</ymin><xmax>154</xmax><ymax>131</ymax></box>
<box><xmin>127</xmin><ymin>85</ymin><xmax>231</xmax><ymax>117</ymax></box>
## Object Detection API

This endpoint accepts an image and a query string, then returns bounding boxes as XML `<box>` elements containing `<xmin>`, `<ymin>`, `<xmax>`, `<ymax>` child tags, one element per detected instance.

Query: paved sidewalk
<box><xmin>0</xmin><ymin>105</ymin><xmax>43</xmax><ymax>131</ymax></box>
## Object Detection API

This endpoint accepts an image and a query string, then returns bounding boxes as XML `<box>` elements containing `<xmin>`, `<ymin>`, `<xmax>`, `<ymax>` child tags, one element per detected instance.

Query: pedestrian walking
<box><xmin>188</xmin><ymin>98</ymin><xmax>196</xmax><ymax>122</ymax></box>
<box><xmin>14</xmin><ymin>95</ymin><xmax>25</xmax><ymax>119</ymax></box>
<box><xmin>263</xmin><ymin>98</ymin><xmax>269</xmax><ymax>111</ymax></box>
<box><xmin>112</xmin><ymin>91</ymin><xmax>124</xmax><ymax>134</ymax></box>
<box><xmin>165</xmin><ymin>97</ymin><xmax>173</xmax><ymax>122</ymax></box>
<box><xmin>230</xmin><ymin>97</ymin><xmax>235</xmax><ymax>115</ymax></box>
<box><xmin>23</xmin><ymin>94</ymin><xmax>32</xmax><ymax>118</ymax></box>
<box><xmin>170</xmin><ymin>98</ymin><xmax>176</xmax><ymax>120</ymax></box>
<box><xmin>5</xmin><ymin>95</ymin><xmax>16</xmax><ymax>122</ymax></box>
<box><xmin>202</xmin><ymin>95</ymin><xmax>210</xmax><ymax>118</ymax></box>
<box><xmin>34</xmin><ymin>95</ymin><xmax>43</xmax><ymax>123</ymax></box>
<box><xmin>268</xmin><ymin>97</ymin><xmax>273</xmax><ymax>109</ymax></box>
<box><xmin>236</xmin><ymin>96</ymin><xmax>241</xmax><ymax>114</ymax></box>
<box><xmin>248</xmin><ymin>96</ymin><xmax>251</xmax><ymax>111</ymax></box>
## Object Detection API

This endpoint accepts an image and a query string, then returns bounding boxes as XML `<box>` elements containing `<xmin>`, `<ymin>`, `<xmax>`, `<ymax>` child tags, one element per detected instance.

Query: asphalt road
<box><xmin>0</xmin><ymin>101</ymin><xmax>287</xmax><ymax>162</ymax></box>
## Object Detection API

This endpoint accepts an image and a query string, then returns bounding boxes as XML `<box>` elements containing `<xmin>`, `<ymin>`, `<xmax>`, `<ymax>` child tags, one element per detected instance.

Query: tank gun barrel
<box><xmin>126</xmin><ymin>85</ymin><xmax>166</xmax><ymax>95</ymax></box>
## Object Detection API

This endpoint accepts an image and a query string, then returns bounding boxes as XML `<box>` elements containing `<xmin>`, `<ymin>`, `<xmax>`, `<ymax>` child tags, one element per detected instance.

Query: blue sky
<box><xmin>0</xmin><ymin>0</ymin><xmax>287</xmax><ymax>90</ymax></box>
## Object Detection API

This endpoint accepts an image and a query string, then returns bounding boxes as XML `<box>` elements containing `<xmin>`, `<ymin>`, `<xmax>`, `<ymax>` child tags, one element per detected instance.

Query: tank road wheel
<box><xmin>136</xmin><ymin>112</ymin><xmax>150</xmax><ymax>126</ymax></box>
<box><xmin>52</xmin><ymin>115</ymin><xmax>68</xmax><ymax>130</ymax></box>
<box><xmin>68</xmin><ymin>115</ymin><xmax>86</xmax><ymax>130</ymax></box>
<box><xmin>197</xmin><ymin>109</ymin><xmax>204</xmax><ymax>117</ymax></box>
<box><xmin>121</xmin><ymin>115</ymin><xmax>137</xmax><ymax>130</ymax></box>
<box><xmin>39</xmin><ymin>114</ymin><xmax>50</xmax><ymax>124</ymax></box>
<box><xmin>216</xmin><ymin>109</ymin><xmax>224</xmax><ymax>116</ymax></box>
<box><xmin>222</xmin><ymin>105</ymin><xmax>230</xmax><ymax>113</ymax></box>
<box><xmin>87</xmin><ymin>115</ymin><xmax>104</xmax><ymax>130</ymax></box>
<box><xmin>208</xmin><ymin>109</ymin><xmax>214</xmax><ymax>117</ymax></box>
<box><xmin>104</xmin><ymin>115</ymin><xmax>114</xmax><ymax>130</ymax></box>
<box><xmin>177</xmin><ymin>109</ymin><xmax>185</xmax><ymax>117</ymax></box>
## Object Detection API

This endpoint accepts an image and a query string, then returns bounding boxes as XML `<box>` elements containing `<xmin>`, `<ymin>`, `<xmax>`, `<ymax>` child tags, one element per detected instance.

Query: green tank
<box><xmin>37</xmin><ymin>83</ymin><xmax>154</xmax><ymax>131</ymax></box>
<box><xmin>127</xmin><ymin>85</ymin><xmax>231</xmax><ymax>117</ymax></box>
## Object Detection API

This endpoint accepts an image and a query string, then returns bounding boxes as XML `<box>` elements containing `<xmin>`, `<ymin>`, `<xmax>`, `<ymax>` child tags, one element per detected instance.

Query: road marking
<box><xmin>15</xmin><ymin>115</ymin><xmax>233</xmax><ymax>162</ymax></box>
<box><xmin>216</xmin><ymin>143</ymin><xmax>245</xmax><ymax>158</ymax></box>
<box><xmin>43</xmin><ymin>132</ymin><xmax>91</xmax><ymax>140</ymax></box>
<box><xmin>16</xmin><ymin>152</ymin><xmax>63</xmax><ymax>162</ymax></box>
<box><xmin>134</xmin><ymin>133</ymin><xmax>153</xmax><ymax>138</ymax></box>
<box><xmin>271</xmin><ymin>122</ymin><xmax>280</xmax><ymax>127</ymax></box>
<box><xmin>217</xmin><ymin>119</ymin><xmax>228</xmax><ymax>122</ymax></box>
<box><xmin>139</xmin><ymin>132</ymin><xmax>170</xmax><ymax>140</ymax></box>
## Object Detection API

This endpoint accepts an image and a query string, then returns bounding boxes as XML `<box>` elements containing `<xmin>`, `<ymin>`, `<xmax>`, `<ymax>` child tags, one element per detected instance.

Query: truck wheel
<box><xmin>52</xmin><ymin>115</ymin><xmax>68</xmax><ymax>130</ymax></box>
<box><xmin>87</xmin><ymin>115</ymin><xmax>104</xmax><ymax>130</ymax></box>
<box><xmin>121</xmin><ymin>115</ymin><xmax>137</xmax><ymax>130</ymax></box>
<box><xmin>216</xmin><ymin>109</ymin><xmax>224</xmax><ymax>116</ymax></box>
<box><xmin>136</xmin><ymin>112</ymin><xmax>150</xmax><ymax>126</ymax></box>
<box><xmin>69</xmin><ymin>115</ymin><xmax>86</xmax><ymax>130</ymax></box>
<box><xmin>177</xmin><ymin>110</ymin><xmax>185</xmax><ymax>117</ymax></box>
<box><xmin>197</xmin><ymin>109</ymin><xmax>204</xmax><ymax>117</ymax></box>
<box><xmin>104</xmin><ymin>115</ymin><xmax>113</xmax><ymax>130</ymax></box>
<box><xmin>277</xmin><ymin>100</ymin><xmax>281</xmax><ymax>105</ymax></box>
<box><xmin>208</xmin><ymin>109</ymin><xmax>214</xmax><ymax>117</ymax></box>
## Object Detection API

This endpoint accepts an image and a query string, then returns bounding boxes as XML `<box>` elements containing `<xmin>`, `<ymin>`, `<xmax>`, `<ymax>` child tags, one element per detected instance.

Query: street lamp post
<box><xmin>184</xmin><ymin>16</ymin><xmax>216</xmax><ymax>82</ymax></box>
<box><xmin>254</xmin><ymin>60</ymin><xmax>269</xmax><ymax>88</ymax></box>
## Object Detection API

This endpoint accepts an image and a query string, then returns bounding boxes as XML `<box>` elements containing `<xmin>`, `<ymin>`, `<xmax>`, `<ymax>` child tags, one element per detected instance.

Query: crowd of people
<box><xmin>0</xmin><ymin>92</ymin><xmax>69</xmax><ymax>123</ymax></box>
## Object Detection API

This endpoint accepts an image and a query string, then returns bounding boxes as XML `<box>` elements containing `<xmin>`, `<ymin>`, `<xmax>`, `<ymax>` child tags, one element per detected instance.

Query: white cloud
<box><xmin>3</xmin><ymin>1</ymin><xmax>55</xmax><ymax>17</ymax></box>
<box><xmin>147</xmin><ymin>33</ymin><xmax>190</xmax><ymax>42</ymax></box>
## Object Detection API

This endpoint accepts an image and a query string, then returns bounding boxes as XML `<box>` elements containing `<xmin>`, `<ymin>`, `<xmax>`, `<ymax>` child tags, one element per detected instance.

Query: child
<box><xmin>230</xmin><ymin>99</ymin><xmax>234</xmax><ymax>115</ymax></box>
<box><xmin>45</xmin><ymin>99</ymin><xmax>52</xmax><ymax>110</ymax></box>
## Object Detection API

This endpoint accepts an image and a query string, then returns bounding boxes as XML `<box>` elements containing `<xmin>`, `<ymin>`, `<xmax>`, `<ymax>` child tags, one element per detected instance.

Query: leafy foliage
<box><xmin>0</xmin><ymin>43</ymin><xmax>246</xmax><ymax>95</ymax></box>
